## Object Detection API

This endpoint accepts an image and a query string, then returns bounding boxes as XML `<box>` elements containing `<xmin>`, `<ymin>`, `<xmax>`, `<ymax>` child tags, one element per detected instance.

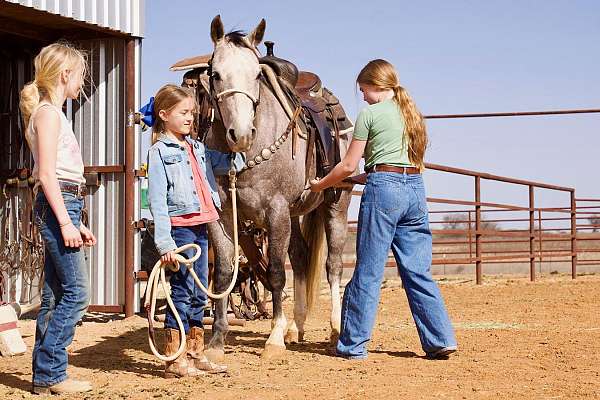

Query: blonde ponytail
<box><xmin>19</xmin><ymin>81</ymin><xmax>41</xmax><ymax>128</ymax></box>
<box><xmin>393</xmin><ymin>86</ymin><xmax>427</xmax><ymax>171</ymax></box>
<box><xmin>19</xmin><ymin>41</ymin><xmax>87</xmax><ymax>128</ymax></box>
<box><xmin>357</xmin><ymin>59</ymin><xmax>428</xmax><ymax>171</ymax></box>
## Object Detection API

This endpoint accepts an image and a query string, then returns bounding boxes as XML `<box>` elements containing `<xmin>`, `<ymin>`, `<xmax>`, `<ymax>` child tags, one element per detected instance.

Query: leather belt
<box><xmin>366</xmin><ymin>164</ymin><xmax>421</xmax><ymax>174</ymax></box>
<box><xmin>59</xmin><ymin>181</ymin><xmax>87</xmax><ymax>197</ymax></box>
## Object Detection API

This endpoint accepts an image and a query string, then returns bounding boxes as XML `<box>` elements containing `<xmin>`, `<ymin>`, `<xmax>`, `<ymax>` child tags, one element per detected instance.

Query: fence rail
<box><xmin>346</xmin><ymin>163</ymin><xmax>600</xmax><ymax>284</ymax></box>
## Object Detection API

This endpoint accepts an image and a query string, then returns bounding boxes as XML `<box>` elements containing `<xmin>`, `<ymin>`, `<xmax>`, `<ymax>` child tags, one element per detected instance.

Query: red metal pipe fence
<box><xmin>346</xmin><ymin>163</ymin><xmax>600</xmax><ymax>284</ymax></box>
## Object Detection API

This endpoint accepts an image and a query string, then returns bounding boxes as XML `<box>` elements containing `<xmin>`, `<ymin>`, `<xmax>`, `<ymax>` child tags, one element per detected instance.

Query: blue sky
<box><xmin>142</xmin><ymin>1</ymin><xmax>599</xmax><ymax>220</ymax></box>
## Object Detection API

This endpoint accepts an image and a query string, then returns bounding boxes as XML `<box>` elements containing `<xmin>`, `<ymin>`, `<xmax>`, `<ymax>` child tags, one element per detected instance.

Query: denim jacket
<box><xmin>147</xmin><ymin>134</ymin><xmax>245</xmax><ymax>254</ymax></box>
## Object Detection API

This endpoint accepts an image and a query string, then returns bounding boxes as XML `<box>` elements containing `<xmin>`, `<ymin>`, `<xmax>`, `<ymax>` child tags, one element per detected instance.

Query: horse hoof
<box><xmin>261</xmin><ymin>344</ymin><xmax>286</xmax><ymax>360</ymax></box>
<box><xmin>204</xmin><ymin>348</ymin><xmax>225</xmax><ymax>363</ymax></box>
<box><xmin>284</xmin><ymin>330</ymin><xmax>304</xmax><ymax>344</ymax></box>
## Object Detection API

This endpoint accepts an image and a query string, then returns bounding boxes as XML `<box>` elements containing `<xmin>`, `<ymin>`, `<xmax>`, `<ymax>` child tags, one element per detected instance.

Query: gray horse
<box><xmin>204</xmin><ymin>15</ymin><xmax>353</xmax><ymax>360</ymax></box>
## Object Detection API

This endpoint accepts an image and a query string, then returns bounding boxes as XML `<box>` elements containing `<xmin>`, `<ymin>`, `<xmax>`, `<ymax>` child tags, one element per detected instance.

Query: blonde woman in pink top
<box><xmin>20</xmin><ymin>42</ymin><xmax>96</xmax><ymax>395</ymax></box>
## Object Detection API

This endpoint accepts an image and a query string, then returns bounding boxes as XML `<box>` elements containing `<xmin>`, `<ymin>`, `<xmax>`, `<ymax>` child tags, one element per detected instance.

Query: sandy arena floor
<box><xmin>1</xmin><ymin>274</ymin><xmax>599</xmax><ymax>399</ymax></box>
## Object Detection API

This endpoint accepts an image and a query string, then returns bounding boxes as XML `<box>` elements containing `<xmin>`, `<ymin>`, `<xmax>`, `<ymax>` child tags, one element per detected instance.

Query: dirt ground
<box><xmin>1</xmin><ymin>273</ymin><xmax>599</xmax><ymax>399</ymax></box>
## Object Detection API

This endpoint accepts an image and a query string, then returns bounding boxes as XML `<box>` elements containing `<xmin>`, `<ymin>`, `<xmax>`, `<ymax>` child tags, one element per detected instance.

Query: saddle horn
<box><xmin>264</xmin><ymin>41</ymin><xmax>275</xmax><ymax>56</ymax></box>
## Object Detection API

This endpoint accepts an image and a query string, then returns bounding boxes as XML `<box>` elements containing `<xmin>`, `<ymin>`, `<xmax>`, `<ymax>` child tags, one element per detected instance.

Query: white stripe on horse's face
<box><xmin>212</xmin><ymin>41</ymin><xmax>261</xmax><ymax>152</ymax></box>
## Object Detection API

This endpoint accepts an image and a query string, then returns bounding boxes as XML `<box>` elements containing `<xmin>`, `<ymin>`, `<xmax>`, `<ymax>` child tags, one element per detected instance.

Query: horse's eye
<box><xmin>211</xmin><ymin>71</ymin><xmax>221</xmax><ymax>81</ymax></box>
<box><xmin>256</xmin><ymin>72</ymin><xmax>262</xmax><ymax>80</ymax></box>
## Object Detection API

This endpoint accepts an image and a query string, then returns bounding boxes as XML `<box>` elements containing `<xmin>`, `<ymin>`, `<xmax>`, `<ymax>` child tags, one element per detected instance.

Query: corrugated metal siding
<box><xmin>6</xmin><ymin>0</ymin><xmax>145</xmax><ymax>37</ymax></box>
<box><xmin>133</xmin><ymin>38</ymin><xmax>142</xmax><ymax>312</ymax></box>
<box><xmin>0</xmin><ymin>37</ymin><xmax>142</xmax><ymax>309</ymax></box>
<box><xmin>72</xmin><ymin>38</ymin><xmax>139</xmax><ymax>307</ymax></box>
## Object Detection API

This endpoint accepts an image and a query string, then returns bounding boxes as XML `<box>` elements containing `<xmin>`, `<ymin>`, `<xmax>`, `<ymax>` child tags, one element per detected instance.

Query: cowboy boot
<box><xmin>164</xmin><ymin>328</ymin><xmax>203</xmax><ymax>378</ymax></box>
<box><xmin>32</xmin><ymin>378</ymin><xmax>92</xmax><ymax>395</ymax></box>
<box><xmin>187</xmin><ymin>326</ymin><xmax>227</xmax><ymax>374</ymax></box>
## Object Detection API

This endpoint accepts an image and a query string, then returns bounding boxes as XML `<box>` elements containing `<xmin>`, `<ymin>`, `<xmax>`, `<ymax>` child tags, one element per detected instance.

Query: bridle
<box><xmin>204</xmin><ymin>37</ymin><xmax>302</xmax><ymax>170</ymax></box>
<box><xmin>207</xmin><ymin>45</ymin><xmax>262</xmax><ymax>127</ymax></box>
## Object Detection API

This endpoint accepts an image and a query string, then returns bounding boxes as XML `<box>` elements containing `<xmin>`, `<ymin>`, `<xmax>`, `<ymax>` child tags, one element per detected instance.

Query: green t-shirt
<box><xmin>353</xmin><ymin>99</ymin><xmax>413</xmax><ymax>169</ymax></box>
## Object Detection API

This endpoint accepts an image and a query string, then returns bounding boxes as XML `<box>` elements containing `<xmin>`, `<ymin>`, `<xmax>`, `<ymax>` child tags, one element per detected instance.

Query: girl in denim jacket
<box><xmin>311</xmin><ymin>60</ymin><xmax>457</xmax><ymax>360</ymax></box>
<box><xmin>146</xmin><ymin>84</ymin><xmax>244</xmax><ymax>378</ymax></box>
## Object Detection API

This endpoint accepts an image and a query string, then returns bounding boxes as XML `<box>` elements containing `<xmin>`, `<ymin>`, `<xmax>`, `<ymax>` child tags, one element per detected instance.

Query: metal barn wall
<box><xmin>73</xmin><ymin>38</ymin><xmax>127</xmax><ymax>307</ymax></box>
<box><xmin>0</xmin><ymin>0</ymin><xmax>144</xmax><ymax>309</ymax></box>
<box><xmin>74</xmin><ymin>37</ymin><xmax>142</xmax><ymax>310</ymax></box>
<box><xmin>5</xmin><ymin>0</ymin><xmax>145</xmax><ymax>37</ymax></box>
<box><xmin>0</xmin><ymin>37</ymin><xmax>142</xmax><ymax>308</ymax></box>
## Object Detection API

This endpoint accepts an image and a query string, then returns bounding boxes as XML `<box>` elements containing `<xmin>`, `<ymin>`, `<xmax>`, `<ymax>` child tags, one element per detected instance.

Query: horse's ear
<box><xmin>211</xmin><ymin>15</ymin><xmax>224</xmax><ymax>44</ymax></box>
<box><xmin>248</xmin><ymin>18</ymin><xmax>266</xmax><ymax>47</ymax></box>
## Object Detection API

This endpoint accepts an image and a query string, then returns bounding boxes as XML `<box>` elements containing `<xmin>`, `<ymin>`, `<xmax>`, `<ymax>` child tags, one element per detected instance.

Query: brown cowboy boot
<box><xmin>187</xmin><ymin>326</ymin><xmax>227</xmax><ymax>374</ymax></box>
<box><xmin>164</xmin><ymin>328</ymin><xmax>203</xmax><ymax>378</ymax></box>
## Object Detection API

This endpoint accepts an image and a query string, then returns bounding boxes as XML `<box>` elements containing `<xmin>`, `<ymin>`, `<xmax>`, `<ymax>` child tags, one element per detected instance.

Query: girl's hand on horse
<box><xmin>80</xmin><ymin>224</ymin><xmax>97</xmax><ymax>247</ymax></box>
<box><xmin>310</xmin><ymin>178</ymin><xmax>323</xmax><ymax>192</ymax></box>
<box><xmin>61</xmin><ymin>222</ymin><xmax>84</xmax><ymax>248</ymax></box>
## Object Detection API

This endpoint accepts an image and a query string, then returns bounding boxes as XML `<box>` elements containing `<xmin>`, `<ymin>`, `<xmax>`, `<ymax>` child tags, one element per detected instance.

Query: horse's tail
<box><xmin>301</xmin><ymin>209</ymin><xmax>327</xmax><ymax>313</ymax></box>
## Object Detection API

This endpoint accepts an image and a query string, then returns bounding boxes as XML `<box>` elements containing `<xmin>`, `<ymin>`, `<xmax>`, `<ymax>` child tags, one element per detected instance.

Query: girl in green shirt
<box><xmin>311</xmin><ymin>59</ymin><xmax>457</xmax><ymax>359</ymax></box>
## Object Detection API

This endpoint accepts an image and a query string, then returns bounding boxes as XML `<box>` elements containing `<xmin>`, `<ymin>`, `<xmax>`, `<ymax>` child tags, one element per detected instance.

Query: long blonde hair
<box><xmin>357</xmin><ymin>59</ymin><xmax>427</xmax><ymax>170</ymax></box>
<box><xmin>151</xmin><ymin>84</ymin><xmax>196</xmax><ymax>144</ymax></box>
<box><xmin>19</xmin><ymin>41</ymin><xmax>87</xmax><ymax>127</ymax></box>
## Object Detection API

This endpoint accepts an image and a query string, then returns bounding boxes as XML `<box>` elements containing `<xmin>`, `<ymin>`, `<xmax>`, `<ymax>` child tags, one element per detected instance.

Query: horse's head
<box><xmin>209</xmin><ymin>15</ymin><xmax>266</xmax><ymax>152</ymax></box>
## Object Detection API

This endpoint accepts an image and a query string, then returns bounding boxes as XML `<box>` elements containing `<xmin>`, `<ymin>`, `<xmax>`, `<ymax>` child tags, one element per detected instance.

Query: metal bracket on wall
<box><xmin>132</xmin><ymin>219</ymin><xmax>148</xmax><ymax>230</ymax></box>
<box><xmin>127</xmin><ymin>110</ymin><xmax>136</xmax><ymax>128</ymax></box>
<box><xmin>84</xmin><ymin>172</ymin><xmax>101</xmax><ymax>187</ymax></box>
<box><xmin>134</xmin><ymin>168</ymin><xmax>147</xmax><ymax>178</ymax></box>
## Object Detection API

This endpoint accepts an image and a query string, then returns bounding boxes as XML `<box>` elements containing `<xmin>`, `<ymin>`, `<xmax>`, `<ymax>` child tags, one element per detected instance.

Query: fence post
<box><xmin>468</xmin><ymin>210</ymin><xmax>473</xmax><ymax>261</ymax></box>
<box><xmin>571</xmin><ymin>191</ymin><xmax>577</xmax><ymax>279</ymax></box>
<box><xmin>538</xmin><ymin>209</ymin><xmax>543</xmax><ymax>274</ymax></box>
<box><xmin>475</xmin><ymin>176</ymin><xmax>482</xmax><ymax>284</ymax></box>
<box><xmin>529</xmin><ymin>185</ymin><xmax>535</xmax><ymax>281</ymax></box>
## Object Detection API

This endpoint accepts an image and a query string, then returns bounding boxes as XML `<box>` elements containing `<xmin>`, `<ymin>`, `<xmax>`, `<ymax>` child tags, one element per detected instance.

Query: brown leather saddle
<box><xmin>294</xmin><ymin>71</ymin><xmax>352</xmax><ymax>176</ymax></box>
<box><xmin>257</xmin><ymin>41</ymin><xmax>353</xmax><ymax>175</ymax></box>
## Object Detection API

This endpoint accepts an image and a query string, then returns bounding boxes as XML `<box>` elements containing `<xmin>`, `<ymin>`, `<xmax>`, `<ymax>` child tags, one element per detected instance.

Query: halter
<box><xmin>208</xmin><ymin>41</ymin><xmax>262</xmax><ymax>125</ymax></box>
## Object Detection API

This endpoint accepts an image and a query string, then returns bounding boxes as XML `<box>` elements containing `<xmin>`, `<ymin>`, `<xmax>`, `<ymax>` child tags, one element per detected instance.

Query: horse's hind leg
<box><xmin>322</xmin><ymin>191</ymin><xmax>351</xmax><ymax>344</ymax></box>
<box><xmin>284</xmin><ymin>216</ymin><xmax>308</xmax><ymax>344</ymax></box>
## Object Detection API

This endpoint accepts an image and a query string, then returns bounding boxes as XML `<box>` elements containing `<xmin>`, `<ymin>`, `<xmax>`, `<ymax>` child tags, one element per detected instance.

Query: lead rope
<box><xmin>145</xmin><ymin>160</ymin><xmax>243</xmax><ymax>361</ymax></box>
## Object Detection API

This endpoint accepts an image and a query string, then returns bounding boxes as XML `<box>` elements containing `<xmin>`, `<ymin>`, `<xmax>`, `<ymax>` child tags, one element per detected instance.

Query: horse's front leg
<box><xmin>261</xmin><ymin>199</ymin><xmax>291</xmax><ymax>359</ymax></box>
<box><xmin>284</xmin><ymin>216</ymin><xmax>308</xmax><ymax>344</ymax></box>
<box><xmin>205</xmin><ymin>218</ymin><xmax>236</xmax><ymax>363</ymax></box>
<box><xmin>322</xmin><ymin>193</ymin><xmax>351</xmax><ymax>344</ymax></box>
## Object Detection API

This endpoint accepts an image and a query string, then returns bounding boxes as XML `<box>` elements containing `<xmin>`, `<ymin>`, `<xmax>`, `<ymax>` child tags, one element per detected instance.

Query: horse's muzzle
<box><xmin>226</xmin><ymin>126</ymin><xmax>256</xmax><ymax>152</ymax></box>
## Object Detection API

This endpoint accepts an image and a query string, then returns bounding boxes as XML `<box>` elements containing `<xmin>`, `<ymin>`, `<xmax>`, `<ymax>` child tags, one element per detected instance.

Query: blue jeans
<box><xmin>32</xmin><ymin>192</ymin><xmax>90</xmax><ymax>386</ymax></box>
<box><xmin>336</xmin><ymin>172</ymin><xmax>456</xmax><ymax>359</ymax></box>
<box><xmin>164</xmin><ymin>224</ymin><xmax>209</xmax><ymax>332</ymax></box>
